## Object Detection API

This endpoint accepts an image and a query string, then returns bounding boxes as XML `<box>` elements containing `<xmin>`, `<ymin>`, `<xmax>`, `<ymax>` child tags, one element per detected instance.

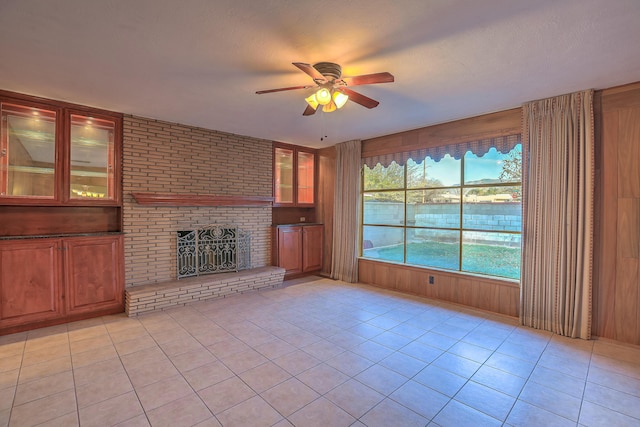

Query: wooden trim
<box><xmin>362</xmin><ymin>108</ymin><xmax>521</xmax><ymax>158</ymax></box>
<box><xmin>0</xmin><ymin>89</ymin><xmax>123</xmax><ymax>119</ymax></box>
<box><xmin>131</xmin><ymin>192</ymin><xmax>274</xmax><ymax>207</ymax></box>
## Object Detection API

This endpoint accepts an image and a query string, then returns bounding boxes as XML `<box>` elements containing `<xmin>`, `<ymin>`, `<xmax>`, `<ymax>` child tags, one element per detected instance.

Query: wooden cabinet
<box><xmin>0</xmin><ymin>92</ymin><xmax>122</xmax><ymax>206</ymax></box>
<box><xmin>0</xmin><ymin>234</ymin><xmax>124</xmax><ymax>333</ymax></box>
<box><xmin>274</xmin><ymin>224</ymin><xmax>323</xmax><ymax>278</ymax></box>
<box><xmin>273</xmin><ymin>142</ymin><xmax>317</xmax><ymax>207</ymax></box>
<box><xmin>0</xmin><ymin>90</ymin><xmax>123</xmax><ymax>238</ymax></box>
<box><xmin>0</xmin><ymin>90</ymin><xmax>124</xmax><ymax>334</ymax></box>
<box><xmin>65</xmin><ymin>235</ymin><xmax>124</xmax><ymax>315</ymax></box>
<box><xmin>275</xmin><ymin>226</ymin><xmax>303</xmax><ymax>276</ymax></box>
<box><xmin>302</xmin><ymin>225</ymin><xmax>323</xmax><ymax>272</ymax></box>
<box><xmin>0</xmin><ymin>239</ymin><xmax>62</xmax><ymax>327</ymax></box>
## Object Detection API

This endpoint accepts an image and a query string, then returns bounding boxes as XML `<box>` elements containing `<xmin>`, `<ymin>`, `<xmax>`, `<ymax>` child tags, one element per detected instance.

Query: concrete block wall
<box><xmin>364</xmin><ymin>201</ymin><xmax>522</xmax><ymax>247</ymax></box>
<box><xmin>122</xmin><ymin>115</ymin><xmax>274</xmax><ymax>287</ymax></box>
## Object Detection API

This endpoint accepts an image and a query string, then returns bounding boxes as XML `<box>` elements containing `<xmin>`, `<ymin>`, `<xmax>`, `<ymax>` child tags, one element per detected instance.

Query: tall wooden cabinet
<box><xmin>0</xmin><ymin>89</ymin><xmax>124</xmax><ymax>335</ymax></box>
<box><xmin>272</xmin><ymin>141</ymin><xmax>323</xmax><ymax>278</ymax></box>
<box><xmin>273</xmin><ymin>142</ymin><xmax>316</xmax><ymax>207</ymax></box>
<box><xmin>274</xmin><ymin>224</ymin><xmax>323</xmax><ymax>278</ymax></box>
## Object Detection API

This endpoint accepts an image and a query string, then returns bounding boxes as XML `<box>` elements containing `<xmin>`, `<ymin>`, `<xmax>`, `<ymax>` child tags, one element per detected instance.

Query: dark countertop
<box><xmin>273</xmin><ymin>223</ymin><xmax>323</xmax><ymax>227</ymax></box>
<box><xmin>0</xmin><ymin>232</ymin><xmax>124</xmax><ymax>240</ymax></box>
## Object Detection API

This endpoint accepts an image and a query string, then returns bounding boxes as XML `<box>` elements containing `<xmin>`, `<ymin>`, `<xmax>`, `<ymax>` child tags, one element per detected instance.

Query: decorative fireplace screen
<box><xmin>177</xmin><ymin>224</ymin><xmax>250</xmax><ymax>279</ymax></box>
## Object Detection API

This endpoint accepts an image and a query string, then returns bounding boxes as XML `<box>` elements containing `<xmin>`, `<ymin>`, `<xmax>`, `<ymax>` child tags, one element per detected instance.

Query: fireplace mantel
<box><xmin>131</xmin><ymin>192</ymin><xmax>274</xmax><ymax>207</ymax></box>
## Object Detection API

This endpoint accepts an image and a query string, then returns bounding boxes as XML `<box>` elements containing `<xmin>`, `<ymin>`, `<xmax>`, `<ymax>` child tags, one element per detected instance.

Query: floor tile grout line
<box><xmin>107</xmin><ymin>315</ymin><xmax>167</xmax><ymax>425</ymax></box>
<box><xmin>5</xmin><ymin>331</ymin><xmax>26</xmax><ymax>426</ymax></box>
<box><xmin>117</xmin><ymin>311</ymin><xmax>222</xmax><ymax>426</ymax></box>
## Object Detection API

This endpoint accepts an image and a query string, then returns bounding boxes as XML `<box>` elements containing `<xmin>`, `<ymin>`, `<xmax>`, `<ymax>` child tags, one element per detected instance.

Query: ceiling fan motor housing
<box><xmin>313</xmin><ymin>62</ymin><xmax>342</xmax><ymax>82</ymax></box>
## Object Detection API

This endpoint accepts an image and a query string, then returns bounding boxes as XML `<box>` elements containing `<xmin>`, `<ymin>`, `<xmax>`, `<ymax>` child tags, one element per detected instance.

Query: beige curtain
<box><xmin>331</xmin><ymin>140</ymin><xmax>361</xmax><ymax>282</ymax></box>
<box><xmin>521</xmin><ymin>90</ymin><xmax>594</xmax><ymax>339</ymax></box>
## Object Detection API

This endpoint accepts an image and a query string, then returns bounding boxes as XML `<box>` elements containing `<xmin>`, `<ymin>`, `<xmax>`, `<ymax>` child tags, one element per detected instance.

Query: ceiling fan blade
<box><xmin>303</xmin><ymin>104</ymin><xmax>318</xmax><ymax>116</ymax></box>
<box><xmin>256</xmin><ymin>85</ymin><xmax>313</xmax><ymax>94</ymax></box>
<box><xmin>292</xmin><ymin>62</ymin><xmax>326</xmax><ymax>82</ymax></box>
<box><xmin>339</xmin><ymin>88</ymin><xmax>380</xmax><ymax>109</ymax></box>
<box><xmin>341</xmin><ymin>72</ymin><xmax>394</xmax><ymax>86</ymax></box>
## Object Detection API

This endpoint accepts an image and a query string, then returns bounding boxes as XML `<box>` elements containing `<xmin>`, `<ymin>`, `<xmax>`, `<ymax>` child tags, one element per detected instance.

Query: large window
<box><xmin>362</xmin><ymin>144</ymin><xmax>522</xmax><ymax>280</ymax></box>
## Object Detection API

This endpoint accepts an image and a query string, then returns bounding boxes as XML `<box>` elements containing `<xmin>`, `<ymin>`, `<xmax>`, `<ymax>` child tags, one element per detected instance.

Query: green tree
<box><xmin>363</xmin><ymin>162</ymin><xmax>404</xmax><ymax>191</ymax></box>
<box><xmin>499</xmin><ymin>146</ymin><xmax>522</xmax><ymax>182</ymax></box>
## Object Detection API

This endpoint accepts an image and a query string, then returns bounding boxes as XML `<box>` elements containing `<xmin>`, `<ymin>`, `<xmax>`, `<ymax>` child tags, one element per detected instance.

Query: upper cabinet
<box><xmin>1</xmin><ymin>101</ymin><xmax>59</xmax><ymax>200</ymax></box>
<box><xmin>0</xmin><ymin>91</ymin><xmax>122</xmax><ymax>206</ymax></box>
<box><xmin>68</xmin><ymin>112</ymin><xmax>119</xmax><ymax>202</ymax></box>
<box><xmin>273</xmin><ymin>142</ymin><xmax>316</xmax><ymax>207</ymax></box>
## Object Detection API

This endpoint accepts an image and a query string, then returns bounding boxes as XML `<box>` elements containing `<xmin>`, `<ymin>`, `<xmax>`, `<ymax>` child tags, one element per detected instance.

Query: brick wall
<box><xmin>122</xmin><ymin>115</ymin><xmax>273</xmax><ymax>287</ymax></box>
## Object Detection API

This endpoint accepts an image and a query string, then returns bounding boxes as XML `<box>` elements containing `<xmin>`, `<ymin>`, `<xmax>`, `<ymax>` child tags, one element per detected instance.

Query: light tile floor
<box><xmin>1</xmin><ymin>276</ymin><xmax>640</xmax><ymax>426</ymax></box>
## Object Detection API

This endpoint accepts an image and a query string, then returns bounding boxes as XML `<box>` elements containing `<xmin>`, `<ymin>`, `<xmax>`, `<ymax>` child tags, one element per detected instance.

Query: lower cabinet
<box><xmin>274</xmin><ymin>224</ymin><xmax>323</xmax><ymax>278</ymax></box>
<box><xmin>0</xmin><ymin>234</ymin><xmax>124</xmax><ymax>333</ymax></box>
<box><xmin>0</xmin><ymin>239</ymin><xmax>62</xmax><ymax>328</ymax></box>
<box><xmin>65</xmin><ymin>235</ymin><xmax>124</xmax><ymax>315</ymax></box>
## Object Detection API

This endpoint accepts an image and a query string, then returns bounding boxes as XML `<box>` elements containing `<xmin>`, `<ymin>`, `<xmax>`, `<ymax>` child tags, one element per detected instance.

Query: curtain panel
<box><xmin>331</xmin><ymin>139</ymin><xmax>361</xmax><ymax>282</ymax></box>
<box><xmin>361</xmin><ymin>134</ymin><xmax>521</xmax><ymax>167</ymax></box>
<box><xmin>521</xmin><ymin>89</ymin><xmax>594</xmax><ymax>339</ymax></box>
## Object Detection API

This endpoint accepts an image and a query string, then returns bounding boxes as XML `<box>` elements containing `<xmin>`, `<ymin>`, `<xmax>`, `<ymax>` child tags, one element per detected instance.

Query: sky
<box><xmin>415</xmin><ymin>145</ymin><xmax>522</xmax><ymax>186</ymax></box>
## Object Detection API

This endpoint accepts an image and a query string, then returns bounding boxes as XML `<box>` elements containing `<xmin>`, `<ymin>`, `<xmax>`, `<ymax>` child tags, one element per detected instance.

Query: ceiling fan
<box><xmin>256</xmin><ymin>62</ymin><xmax>394</xmax><ymax>116</ymax></box>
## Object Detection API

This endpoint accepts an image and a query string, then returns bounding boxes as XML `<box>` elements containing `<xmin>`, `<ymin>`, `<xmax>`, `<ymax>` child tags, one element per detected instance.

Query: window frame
<box><xmin>361</xmin><ymin>147</ymin><xmax>522</xmax><ymax>281</ymax></box>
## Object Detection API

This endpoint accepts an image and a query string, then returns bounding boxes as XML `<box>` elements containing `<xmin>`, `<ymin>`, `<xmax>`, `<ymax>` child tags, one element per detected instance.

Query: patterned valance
<box><xmin>362</xmin><ymin>133</ymin><xmax>522</xmax><ymax>167</ymax></box>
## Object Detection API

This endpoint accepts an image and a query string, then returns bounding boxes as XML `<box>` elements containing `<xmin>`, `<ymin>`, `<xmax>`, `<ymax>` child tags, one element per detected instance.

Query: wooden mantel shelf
<box><xmin>131</xmin><ymin>192</ymin><xmax>274</xmax><ymax>207</ymax></box>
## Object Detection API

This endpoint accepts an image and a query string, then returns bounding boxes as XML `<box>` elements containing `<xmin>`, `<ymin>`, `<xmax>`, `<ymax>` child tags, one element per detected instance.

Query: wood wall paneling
<box><xmin>593</xmin><ymin>109</ymin><xmax>619</xmax><ymax>338</ymax></box>
<box><xmin>618</xmin><ymin>108</ymin><xmax>640</xmax><ymax>198</ymax></box>
<box><xmin>593</xmin><ymin>83</ymin><xmax>640</xmax><ymax>345</ymax></box>
<box><xmin>358</xmin><ymin>259</ymin><xmax>519</xmax><ymax>318</ymax></box>
<box><xmin>617</xmin><ymin>198</ymin><xmax>640</xmax><ymax>258</ymax></box>
<box><xmin>614</xmin><ymin>258</ymin><xmax>639</xmax><ymax>344</ymax></box>
<box><xmin>317</xmin><ymin>146</ymin><xmax>336</xmax><ymax>276</ymax></box>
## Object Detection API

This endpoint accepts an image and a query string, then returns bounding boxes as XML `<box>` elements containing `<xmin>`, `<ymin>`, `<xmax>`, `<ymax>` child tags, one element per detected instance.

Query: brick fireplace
<box><xmin>122</xmin><ymin>115</ymin><xmax>274</xmax><ymax>287</ymax></box>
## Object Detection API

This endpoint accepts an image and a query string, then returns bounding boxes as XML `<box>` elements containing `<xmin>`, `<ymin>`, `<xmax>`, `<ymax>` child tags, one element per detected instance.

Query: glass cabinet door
<box><xmin>0</xmin><ymin>103</ymin><xmax>57</xmax><ymax>198</ymax></box>
<box><xmin>297</xmin><ymin>151</ymin><xmax>315</xmax><ymax>205</ymax></box>
<box><xmin>69</xmin><ymin>114</ymin><xmax>116</xmax><ymax>200</ymax></box>
<box><xmin>274</xmin><ymin>147</ymin><xmax>294</xmax><ymax>204</ymax></box>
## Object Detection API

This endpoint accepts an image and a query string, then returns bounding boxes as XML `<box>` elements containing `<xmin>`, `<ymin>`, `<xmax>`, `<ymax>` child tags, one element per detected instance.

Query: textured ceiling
<box><xmin>1</xmin><ymin>0</ymin><xmax>639</xmax><ymax>149</ymax></box>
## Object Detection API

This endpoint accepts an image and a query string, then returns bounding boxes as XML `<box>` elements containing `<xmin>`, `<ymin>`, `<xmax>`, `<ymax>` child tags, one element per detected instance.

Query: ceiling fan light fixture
<box><xmin>304</xmin><ymin>93</ymin><xmax>319</xmax><ymax>109</ymax></box>
<box><xmin>322</xmin><ymin>100</ymin><xmax>337</xmax><ymax>113</ymax></box>
<box><xmin>315</xmin><ymin>87</ymin><xmax>332</xmax><ymax>105</ymax></box>
<box><xmin>333</xmin><ymin>91</ymin><xmax>349</xmax><ymax>109</ymax></box>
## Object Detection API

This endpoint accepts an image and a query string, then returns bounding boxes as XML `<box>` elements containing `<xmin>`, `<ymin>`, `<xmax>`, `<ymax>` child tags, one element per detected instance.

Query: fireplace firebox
<box><xmin>177</xmin><ymin>224</ymin><xmax>250</xmax><ymax>279</ymax></box>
